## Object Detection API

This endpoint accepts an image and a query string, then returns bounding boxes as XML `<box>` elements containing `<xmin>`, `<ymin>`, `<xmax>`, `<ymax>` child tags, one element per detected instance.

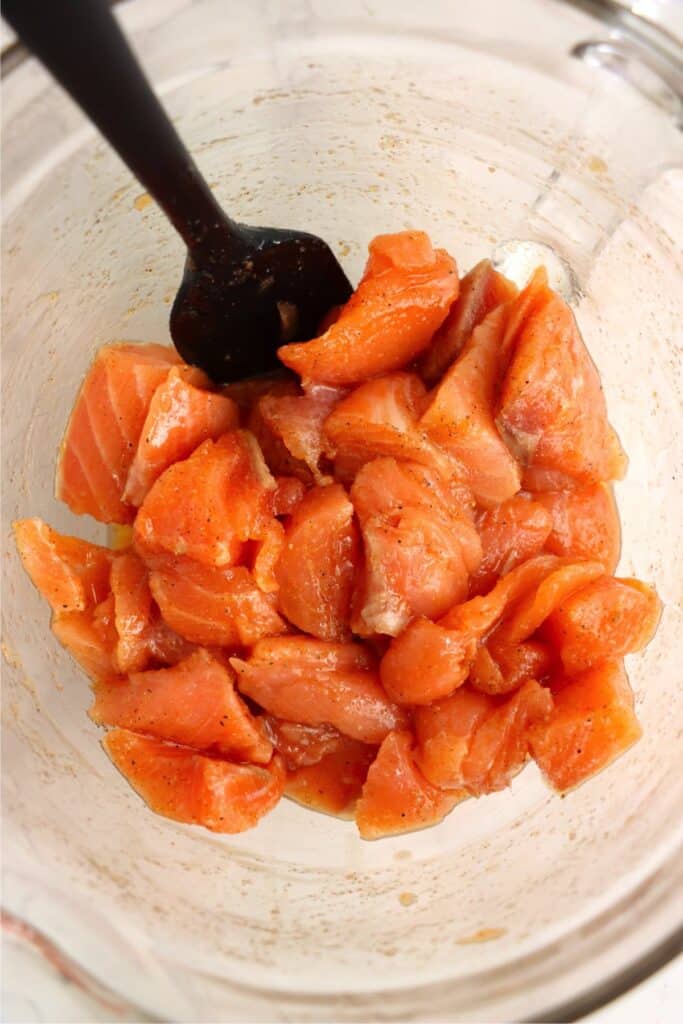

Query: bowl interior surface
<box><xmin>2</xmin><ymin>1</ymin><xmax>682</xmax><ymax>1020</ymax></box>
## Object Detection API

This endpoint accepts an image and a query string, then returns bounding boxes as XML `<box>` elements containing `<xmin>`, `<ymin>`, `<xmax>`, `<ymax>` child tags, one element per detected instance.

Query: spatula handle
<box><xmin>3</xmin><ymin>0</ymin><xmax>241</xmax><ymax>254</ymax></box>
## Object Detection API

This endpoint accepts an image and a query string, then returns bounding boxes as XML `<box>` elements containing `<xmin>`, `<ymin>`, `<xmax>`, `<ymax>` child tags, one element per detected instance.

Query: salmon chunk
<box><xmin>470</xmin><ymin>495</ymin><xmax>553</xmax><ymax>594</ymax></box>
<box><xmin>14</xmin><ymin>517</ymin><xmax>112</xmax><ymax>614</ymax></box>
<box><xmin>323</xmin><ymin>372</ymin><xmax>455</xmax><ymax>480</ymax></box>
<box><xmin>123</xmin><ymin>366</ymin><xmax>239</xmax><ymax>505</ymax></box>
<box><xmin>286</xmin><ymin>736</ymin><xmax>376</xmax><ymax>816</ymax></box>
<box><xmin>148</xmin><ymin>556</ymin><xmax>287</xmax><ymax>647</ymax></box>
<box><xmin>530</xmin><ymin>661</ymin><xmax>641</xmax><ymax>791</ymax></box>
<box><xmin>469</xmin><ymin>639</ymin><xmax>555</xmax><ymax>696</ymax></box>
<box><xmin>497</xmin><ymin>290</ymin><xmax>627</xmax><ymax>485</ymax></box>
<box><xmin>350</xmin><ymin>458</ymin><xmax>481</xmax><ymax>637</ymax></box>
<box><xmin>536</xmin><ymin>485</ymin><xmax>621</xmax><ymax>572</ymax></box>
<box><xmin>109</xmin><ymin>551</ymin><xmax>154</xmax><ymax>673</ymax></box>
<box><xmin>421</xmin><ymin>304</ymin><xmax>522</xmax><ymax>506</ymax></box>
<box><xmin>415</xmin><ymin>680</ymin><xmax>552</xmax><ymax>793</ymax></box>
<box><xmin>256</xmin><ymin>384</ymin><xmax>344</xmax><ymax>482</ymax></box>
<box><xmin>104</xmin><ymin>729</ymin><xmax>285</xmax><ymax>832</ymax></box>
<box><xmin>134</xmin><ymin>431</ymin><xmax>275</xmax><ymax>566</ymax></box>
<box><xmin>279</xmin><ymin>231</ymin><xmax>459</xmax><ymax>385</ymax></box>
<box><xmin>57</xmin><ymin>343</ymin><xmax>180</xmax><ymax>523</ymax></box>
<box><xmin>275</xmin><ymin>484</ymin><xmax>359</xmax><ymax>641</ymax></box>
<box><xmin>420</xmin><ymin>259</ymin><xmax>518</xmax><ymax>384</ymax></box>
<box><xmin>544</xmin><ymin>576</ymin><xmax>661</xmax><ymax>674</ymax></box>
<box><xmin>263</xmin><ymin>718</ymin><xmax>344</xmax><ymax>769</ymax></box>
<box><xmin>92</xmin><ymin>649</ymin><xmax>272</xmax><ymax>762</ymax></box>
<box><xmin>356</xmin><ymin>731</ymin><xmax>464</xmax><ymax>838</ymax></box>
<box><xmin>51</xmin><ymin>595</ymin><xmax>119</xmax><ymax>683</ymax></box>
<box><xmin>231</xmin><ymin>638</ymin><xmax>408</xmax><ymax>744</ymax></box>
<box><xmin>380</xmin><ymin>555</ymin><xmax>560</xmax><ymax>704</ymax></box>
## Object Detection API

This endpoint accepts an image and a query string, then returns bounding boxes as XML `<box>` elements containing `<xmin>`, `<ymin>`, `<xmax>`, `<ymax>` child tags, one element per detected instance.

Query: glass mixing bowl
<box><xmin>2</xmin><ymin>1</ymin><xmax>682</xmax><ymax>1019</ymax></box>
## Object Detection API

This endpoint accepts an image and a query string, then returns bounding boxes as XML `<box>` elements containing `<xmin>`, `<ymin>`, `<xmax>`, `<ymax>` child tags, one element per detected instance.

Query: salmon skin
<box><xmin>16</xmin><ymin>230</ymin><xmax>658</xmax><ymax>839</ymax></box>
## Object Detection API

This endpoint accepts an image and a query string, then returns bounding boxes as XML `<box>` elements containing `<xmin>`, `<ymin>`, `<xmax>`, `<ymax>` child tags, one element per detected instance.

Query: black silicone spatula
<box><xmin>3</xmin><ymin>0</ymin><xmax>353</xmax><ymax>383</ymax></box>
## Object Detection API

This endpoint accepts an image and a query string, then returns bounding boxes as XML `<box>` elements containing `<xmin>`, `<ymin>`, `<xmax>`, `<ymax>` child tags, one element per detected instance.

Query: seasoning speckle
<box><xmin>587</xmin><ymin>155</ymin><xmax>608</xmax><ymax>175</ymax></box>
<box><xmin>457</xmin><ymin>927</ymin><xmax>507</xmax><ymax>944</ymax></box>
<box><xmin>134</xmin><ymin>192</ymin><xmax>153</xmax><ymax>212</ymax></box>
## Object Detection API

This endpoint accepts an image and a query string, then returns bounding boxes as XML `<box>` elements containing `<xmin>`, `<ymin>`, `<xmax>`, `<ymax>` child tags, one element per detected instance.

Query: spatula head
<box><xmin>170</xmin><ymin>225</ymin><xmax>352</xmax><ymax>384</ymax></box>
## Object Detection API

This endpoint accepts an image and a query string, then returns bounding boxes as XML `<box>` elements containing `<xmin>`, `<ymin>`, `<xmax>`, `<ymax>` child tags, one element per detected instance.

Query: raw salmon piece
<box><xmin>356</xmin><ymin>731</ymin><xmax>464</xmax><ymax>839</ymax></box>
<box><xmin>493</xmin><ymin>560</ymin><xmax>606</xmax><ymax>646</ymax></box>
<box><xmin>545</xmin><ymin>577</ymin><xmax>661</xmax><ymax>675</ymax></box>
<box><xmin>239</xmin><ymin>636</ymin><xmax>376</xmax><ymax>672</ymax></box>
<box><xmin>51</xmin><ymin>579</ymin><xmax>192</xmax><ymax>682</ymax></box>
<box><xmin>380</xmin><ymin>555</ymin><xmax>561</xmax><ymax>704</ymax></box>
<box><xmin>425</xmin><ymin>265</ymin><xmax>568</xmax><ymax>503</ymax></box>
<box><xmin>530</xmin><ymin>660</ymin><xmax>641</xmax><ymax>791</ymax></box>
<box><xmin>332</xmin><ymin>451</ymin><xmax>370</xmax><ymax>487</ymax></box>
<box><xmin>275</xmin><ymin>484</ymin><xmax>359</xmax><ymax>641</ymax></box>
<box><xmin>415</xmin><ymin>680</ymin><xmax>552</xmax><ymax>793</ymax></box>
<box><xmin>92</xmin><ymin>649</ymin><xmax>272</xmax><ymax>762</ymax></box>
<box><xmin>256</xmin><ymin>385</ymin><xmax>344</xmax><ymax>482</ymax></box>
<box><xmin>285</xmin><ymin>736</ymin><xmax>377</xmax><ymax>816</ymax></box>
<box><xmin>56</xmin><ymin>343</ymin><xmax>180</xmax><ymax>524</ymax></box>
<box><xmin>415</xmin><ymin>687</ymin><xmax>494</xmax><ymax>789</ymax></box>
<box><xmin>279</xmin><ymin>231</ymin><xmax>459</xmax><ymax>386</ymax></box>
<box><xmin>470</xmin><ymin>496</ymin><xmax>553</xmax><ymax>595</ymax></box>
<box><xmin>350</xmin><ymin>456</ymin><xmax>474</xmax><ymax>524</ymax></box>
<box><xmin>426</xmin><ymin>267</ymin><xmax>558</xmax><ymax>501</ymax></box>
<box><xmin>250</xmin><ymin>518</ymin><xmax>285</xmax><ymax>594</ymax></box>
<box><xmin>488</xmin><ymin>637</ymin><xmax>555</xmax><ymax>688</ymax></box>
<box><xmin>221</xmin><ymin>372</ymin><xmax>296</xmax><ymax>413</ymax></box>
<box><xmin>13</xmin><ymin>518</ymin><xmax>112</xmax><ymax>614</ymax></box>
<box><xmin>521</xmin><ymin>467</ymin><xmax>581</xmax><ymax>492</ymax></box>
<box><xmin>123</xmin><ymin>366</ymin><xmax>239</xmax><ymax>505</ymax></box>
<box><xmin>143</xmin><ymin>619</ymin><xmax>198</xmax><ymax>667</ymax></box>
<box><xmin>272</xmin><ymin>476</ymin><xmax>307</xmax><ymax>517</ymax></box>
<box><xmin>103</xmin><ymin>729</ymin><xmax>285</xmax><ymax>833</ymax></box>
<box><xmin>466</xmin><ymin>645</ymin><xmax>504</xmax><ymax>695</ymax></box>
<box><xmin>363</xmin><ymin>230</ymin><xmax>438</xmax><ymax>275</ymax></box>
<box><xmin>536</xmin><ymin>485</ymin><xmax>621</xmax><ymax>573</ymax></box>
<box><xmin>500</xmin><ymin>267</ymin><xmax>552</xmax><ymax>351</ymax></box>
<box><xmin>263</xmin><ymin>717</ymin><xmax>343</xmax><ymax>768</ymax></box>
<box><xmin>134</xmin><ymin>430</ymin><xmax>275</xmax><ymax>566</ymax></box>
<box><xmin>231</xmin><ymin>637</ymin><xmax>408</xmax><ymax>744</ymax></box>
<box><xmin>322</xmin><ymin>373</ymin><xmax>456</xmax><ymax>480</ymax></box>
<box><xmin>380</xmin><ymin>619</ymin><xmax>477</xmax><ymax>705</ymax></box>
<box><xmin>469</xmin><ymin>639</ymin><xmax>554</xmax><ymax>696</ymax></box>
<box><xmin>247</xmin><ymin>380</ymin><xmax>314</xmax><ymax>482</ymax></box>
<box><xmin>51</xmin><ymin>594</ymin><xmax>119</xmax><ymax>683</ymax></box>
<box><xmin>497</xmin><ymin>291</ymin><xmax>627</xmax><ymax>485</ymax></box>
<box><xmin>352</xmin><ymin>504</ymin><xmax>480</xmax><ymax>637</ymax></box>
<box><xmin>440</xmin><ymin>554</ymin><xmax>561</xmax><ymax>636</ymax></box>
<box><xmin>459</xmin><ymin>679</ymin><xmax>553</xmax><ymax>794</ymax></box>
<box><xmin>350</xmin><ymin>458</ymin><xmax>481</xmax><ymax>636</ymax></box>
<box><xmin>420</xmin><ymin>304</ymin><xmax>522</xmax><ymax>507</ymax></box>
<box><xmin>108</xmin><ymin>551</ymin><xmax>198</xmax><ymax>669</ymax></box>
<box><xmin>420</xmin><ymin>259</ymin><xmax>518</xmax><ymax>384</ymax></box>
<box><xmin>110</xmin><ymin>551</ymin><xmax>153</xmax><ymax>674</ymax></box>
<box><xmin>148</xmin><ymin>556</ymin><xmax>287</xmax><ymax>647</ymax></box>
